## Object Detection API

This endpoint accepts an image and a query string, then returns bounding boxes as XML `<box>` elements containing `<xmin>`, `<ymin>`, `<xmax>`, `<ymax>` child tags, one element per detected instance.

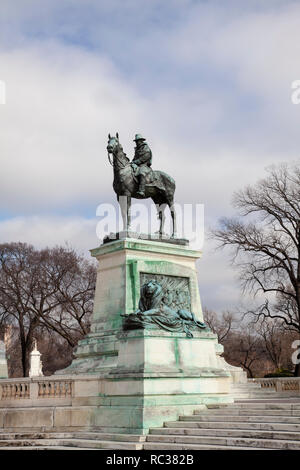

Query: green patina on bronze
<box><xmin>122</xmin><ymin>279</ymin><xmax>207</xmax><ymax>337</ymax></box>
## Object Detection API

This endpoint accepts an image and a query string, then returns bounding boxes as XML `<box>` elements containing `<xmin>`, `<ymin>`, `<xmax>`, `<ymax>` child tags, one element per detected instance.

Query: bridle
<box><xmin>107</xmin><ymin>140</ymin><xmax>129</xmax><ymax>170</ymax></box>
<box><xmin>107</xmin><ymin>151</ymin><xmax>113</xmax><ymax>166</ymax></box>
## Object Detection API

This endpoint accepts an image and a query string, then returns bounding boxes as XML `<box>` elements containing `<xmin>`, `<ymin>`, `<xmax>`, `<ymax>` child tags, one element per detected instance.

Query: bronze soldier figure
<box><xmin>131</xmin><ymin>134</ymin><xmax>152</xmax><ymax>197</ymax></box>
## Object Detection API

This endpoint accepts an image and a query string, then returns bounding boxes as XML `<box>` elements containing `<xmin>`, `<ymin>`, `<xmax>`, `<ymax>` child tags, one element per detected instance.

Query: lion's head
<box><xmin>139</xmin><ymin>280</ymin><xmax>163</xmax><ymax>310</ymax></box>
<box><xmin>143</xmin><ymin>280</ymin><xmax>161</xmax><ymax>296</ymax></box>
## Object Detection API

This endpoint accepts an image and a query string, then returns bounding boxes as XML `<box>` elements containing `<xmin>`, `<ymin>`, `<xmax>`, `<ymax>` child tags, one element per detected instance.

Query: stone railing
<box><xmin>0</xmin><ymin>381</ymin><xmax>30</xmax><ymax>400</ymax></box>
<box><xmin>38</xmin><ymin>380</ymin><xmax>73</xmax><ymax>398</ymax></box>
<box><xmin>0</xmin><ymin>377</ymin><xmax>74</xmax><ymax>401</ymax></box>
<box><xmin>253</xmin><ymin>377</ymin><xmax>300</xmax><ymax>393</ymax></box>
<box><xmin>0</xmin><ymin>375</ymin><xmax>103</xmax><ymax>431</ymax></box>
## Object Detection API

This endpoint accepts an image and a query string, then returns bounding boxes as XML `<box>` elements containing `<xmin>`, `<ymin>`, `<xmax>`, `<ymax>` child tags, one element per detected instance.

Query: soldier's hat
<box><xmin>133</xmin><ymin>134</ymin><xmax>146</xmax><ymax>142</ymax></box>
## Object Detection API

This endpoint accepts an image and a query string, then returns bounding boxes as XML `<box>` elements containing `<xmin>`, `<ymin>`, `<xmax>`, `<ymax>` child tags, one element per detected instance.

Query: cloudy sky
<box><xmin>0</xmin><ymin>0</ymin><xmax>299</xmax><ymax>313</ymax></box>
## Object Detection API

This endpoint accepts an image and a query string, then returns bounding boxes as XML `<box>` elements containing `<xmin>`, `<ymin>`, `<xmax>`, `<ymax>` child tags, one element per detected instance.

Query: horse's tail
<box><xmin>158</xmin><ymin>171</ymin><xmax>176</xmax><ymax>202</ymax></box>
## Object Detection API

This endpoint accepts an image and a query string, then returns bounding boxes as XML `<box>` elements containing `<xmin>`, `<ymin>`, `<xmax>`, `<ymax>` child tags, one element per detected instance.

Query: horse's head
<box><xmin>106</xmin><ymin>132</ymin><xmax>130</xmax><ymax>170</ymax></box>
<box><xmin>107</xmin><ymin>132</ymin><xmax>119</xmax><ymax>154</ymax></box>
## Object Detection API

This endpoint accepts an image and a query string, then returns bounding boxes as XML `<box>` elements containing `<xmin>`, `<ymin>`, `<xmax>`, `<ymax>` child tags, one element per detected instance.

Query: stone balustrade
<box><xmin>0</xmin><ymin>377</ymin><xmax>74</xmax><ymax>401</ymax></box>
<box><xmin>0</xmin><ymin>381</ymin><xmax>30</xmax><ymax>400</ymax></box>
<box><xmin>0</xmin><ymin>375</ymin><xmax>102</xmax><ymax>431</ymax></box>
<box><xmin>253</xmin><ymin>377</ymin><xmax>300</xmax><ymax>393</ymax></box>
<box><xmin>38</xmin><ymin>380</ymin><xmax>73</xmax><ymax>398</ymax></box>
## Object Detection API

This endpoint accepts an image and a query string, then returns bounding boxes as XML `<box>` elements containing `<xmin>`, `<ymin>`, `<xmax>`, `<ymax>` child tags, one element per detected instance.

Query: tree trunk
<box><xmin>19</xmin><ymin>319</ymin><xmax>27</xmax><ymax>377</ymax></box>
<box><xmin>20</xmin><ymin>329</ymin><xmax>34</xmax><ymax>377</ymax></box>
<box><xmin>241</xmin><ymin>362</ymin><xmax>253</xmax><ymax>378</ymax></box>
<box><xmin>20</xmin><ymin>341</ymin><xmax>27</xmax><ymax>377</ymax></box>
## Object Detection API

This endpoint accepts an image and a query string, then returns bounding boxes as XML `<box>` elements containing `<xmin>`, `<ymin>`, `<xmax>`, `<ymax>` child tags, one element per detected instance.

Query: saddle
<box><xmin>131</xmin><ymin>166</ymin><xmax>165</xmax><ymax>192</ymax></box>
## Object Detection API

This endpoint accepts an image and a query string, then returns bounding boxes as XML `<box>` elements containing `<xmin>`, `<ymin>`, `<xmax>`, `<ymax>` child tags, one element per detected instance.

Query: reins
<box><xmin>108</xmin><ymin>144</ymin><xmax>129</xmax><ymax>170</ymax></box>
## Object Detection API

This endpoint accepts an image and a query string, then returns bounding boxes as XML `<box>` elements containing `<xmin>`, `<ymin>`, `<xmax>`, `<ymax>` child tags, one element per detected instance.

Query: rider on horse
<box><xmin>131</xmin><ymin>134</ymin><xmax>153</xmax><ymax>197</ymax></box>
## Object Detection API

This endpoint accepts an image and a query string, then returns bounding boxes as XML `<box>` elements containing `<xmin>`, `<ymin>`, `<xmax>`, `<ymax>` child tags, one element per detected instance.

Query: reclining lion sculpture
<box><xmin>122</xmin><ymin>280</ymin><xmax>207</xmax><ymax>338</ymax></box>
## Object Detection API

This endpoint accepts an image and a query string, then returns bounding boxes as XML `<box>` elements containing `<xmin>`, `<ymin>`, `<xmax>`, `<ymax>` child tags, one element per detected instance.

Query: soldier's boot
<box><xmin>137</xmin><ymin>176</ymin><xmax>146</xmax><ymax>197</ymax></box>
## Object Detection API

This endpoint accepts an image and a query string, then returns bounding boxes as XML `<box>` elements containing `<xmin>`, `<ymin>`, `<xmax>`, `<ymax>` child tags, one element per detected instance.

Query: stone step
<box><xmin>149</xmin><ymin>426</ymin><xmax>300</xmax><ymax>441</ymax></box>
<box><xmin>191</xmin><ymin>409</ymin><xmax>300</xmax><ymax>416</ymax></box>
<box><xmin>63</xmin><ymin>432</ymin><xmax>147</xmax><ymax>442</ymax></box>
<box><xmin>238</xmin><ymin>394</ymin><xmax>300</xmax><ymax>399</ymax></box>
<box><xmin>233</xmin><ymin>388</ymin><xmax>263</xmax><ymax>392</ymax></box>
<box><xmin>143</xmin><ymin>442</ymin><xmax>259</xmax><ymax>450</ymax></box>
<box><xmin>0</xmin><ymin>446</ymin><xmax>97</xmax><ymax>450</ymax></box>
<box><xmin>178</xmin><ymin>415</ymin><xmax>300</xmax><ymax>423</ymax></box>
<box><xmin>230</xmin><ymin>395</ymin><xmax>251</xmax><ymax>398</ymax></box>
<box><xmin>232</xmin><ymin>391</ymin><xmax>263</xmax><ymax>395</ymax></box>
<box><xmin>163</xmin><ymin>421</ymin><xmax>300</xmax><ymax>432</ymax></box>
<box><xmin>0</xmin><ymin>432</ymin><xmax>146</xmax><ymax>442</ymax></box>
<box><xmin>0</xmin><ymin>439</ymin><xmax>143</xmax><ymax>450</ymax></box>
<box><xmin>232</xmin><ymin>383</ymin><xmax>261</xmax><ymax>388</ymax></box>
<box><xmin>230</xmin><ymin>393</ymin><xmax>254</xmax><ymax>397</ymax></box>
<box><xmin>218</xmin><ymin>403</ymin><xmax>300</xmax><ymax>410</ymax></box>
<box><xmin>0</xmin><ymin>433</ymin><xmax>72</xmax><ymax>441</ymax></box>
<box><xmin>145</xmin><ymin>434</ymin><xmax>300</xmax><ymax>449</ymax></box>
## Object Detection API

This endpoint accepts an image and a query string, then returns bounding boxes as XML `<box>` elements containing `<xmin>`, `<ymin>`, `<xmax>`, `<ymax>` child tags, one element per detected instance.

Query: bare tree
<box><xmin>225</xmin><ymin>324</ymin><xmax>266</xmax><ymax>378</ymax></box>
<box><xmin>255</xmin><ymin>318</ymin><xmax>285</xmax><ymax>370</ymax></box>
<box><xmin>211</xmin><ymin>163</ymin><xmax>300</xmax><ymax>374</ymax></box>
<box><xmin>0</xmin><ymin>243</ymin><xmax>96</xmax><ymax>376</ymax></box>
<box><xmin>203</xmin><ymin>308</ymin><xmax>235</xmax><ymax>342</ymax></box>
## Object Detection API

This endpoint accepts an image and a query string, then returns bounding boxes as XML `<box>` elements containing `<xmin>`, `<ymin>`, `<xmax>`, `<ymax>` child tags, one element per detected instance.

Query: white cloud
<box><xmin>166</xmin><ymin>2</ymin><xmax>300</xmax><ymax>151</ymax></box>
<box><xmin>0</xmin><ymin>215</ymin><xmax>99</xmax><ymax>254</ymax></box>
<box><xmin>0</xmin><ymin>42</ymin><xmax>151</xmax><ymax>213</ymax></box>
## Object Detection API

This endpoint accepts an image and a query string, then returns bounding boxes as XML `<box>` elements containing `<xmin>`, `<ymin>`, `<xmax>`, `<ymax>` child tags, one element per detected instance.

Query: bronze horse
<box><xmin>107</xmin><ymin>133</ymin><xmax>177</xmax><ymax>237</ymax></box>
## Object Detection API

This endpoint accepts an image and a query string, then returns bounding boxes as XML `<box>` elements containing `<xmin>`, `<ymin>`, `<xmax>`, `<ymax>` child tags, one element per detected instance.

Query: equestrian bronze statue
<box><xmin>107</xmin><ymin>133</ymin><xmax>177</xmax><ymax>237</ymax></box>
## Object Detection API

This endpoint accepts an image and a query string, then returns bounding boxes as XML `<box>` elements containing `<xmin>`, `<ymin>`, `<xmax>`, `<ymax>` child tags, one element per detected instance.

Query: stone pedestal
<box><xmin>94</xmin><ymin>329</ymin><xmax>231</xmax><ymax>433</ymax></box>
<box><xmin>56</xmin><ymin>236</ymin><xmax>232</xmax><ymax>432</ymax></box>
<box><xmin>0</xmin><ymin>341</ymin><xmax>8</xmax><ymax>379</ymax></box>
<box><xmin>59</xmin><ymin>237</ymin><xmax>207</xmax><ymax>374</ymax></box>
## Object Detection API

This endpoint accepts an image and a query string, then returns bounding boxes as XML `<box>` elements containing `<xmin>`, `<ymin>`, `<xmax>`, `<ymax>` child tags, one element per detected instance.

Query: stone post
<box><xmin>0</xmin><ymin>340</ymin><xmax>8</xmax><ymax>379</ymax></box>
<box><xmin>29</xmin><ymin>340</ymin><xmax>44</xmax><ymax>378</ymax></box>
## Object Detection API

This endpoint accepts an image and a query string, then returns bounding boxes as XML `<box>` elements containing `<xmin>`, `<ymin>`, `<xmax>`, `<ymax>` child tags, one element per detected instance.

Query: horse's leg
<box><xmin>158</xmin><ymin>210</ymin><xmax>162</xmax><ymax>236</ymax></box>
<box><xmin>158</xmin><ymin>204</ymin><xmax>166</xmax><ymax>237</ymax></box>
<box><xmin>127</xmin><ymin>196</ymin><xmax>132</xmax><ymax>231</ymax></box>
<box><xmin>170</xmin><ymin>202</ymin><xmax>177</xmax><ymax>238</ymax></box>
<box><xmin>118</xmin><ymin>195</ymin><xmax>128</xmax><ymax>232</ymax></box>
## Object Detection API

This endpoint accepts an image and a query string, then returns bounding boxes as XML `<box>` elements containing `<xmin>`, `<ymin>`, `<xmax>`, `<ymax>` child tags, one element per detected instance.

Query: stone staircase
<box><xmin>144</xmin><ymin>401</ymin><xmax>300</xmax><ymax>450</ymax></box>
<box><xmin>1</xmin><ymin>401</ymin><xmax>300</xmax><ymax>449</ymax></box>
